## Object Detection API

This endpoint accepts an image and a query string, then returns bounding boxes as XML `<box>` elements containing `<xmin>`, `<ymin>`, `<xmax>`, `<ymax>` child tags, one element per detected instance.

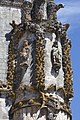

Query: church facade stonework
<box><xmin>0</xmin><ymin>0</ymin><xmax>73</xmax><ymax>120</ymax></box>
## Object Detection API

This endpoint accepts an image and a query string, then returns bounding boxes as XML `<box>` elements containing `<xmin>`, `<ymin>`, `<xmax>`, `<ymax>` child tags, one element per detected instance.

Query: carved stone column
<box><xmin>6</xmin><ymin>0</ymin><xmax>73</xmax><ymax>120</ymax></box>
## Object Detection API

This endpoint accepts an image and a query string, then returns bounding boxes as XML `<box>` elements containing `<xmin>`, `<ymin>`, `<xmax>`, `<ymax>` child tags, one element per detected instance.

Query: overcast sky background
<box><xmin>56</xmin><ymin>0</ymin><xmax>80</xmax><ymax>120</ymax></box>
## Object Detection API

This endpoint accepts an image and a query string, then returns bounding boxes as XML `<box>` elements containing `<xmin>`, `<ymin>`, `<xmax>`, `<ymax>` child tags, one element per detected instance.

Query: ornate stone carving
<box><xmin>31</xmin><ymin>0</ymin><xmax>45</xmax><ymax>23</ymax></box>
<box><xmin>35</xmin><ymin>30</ymin><xmax>45</xmax><ymax>91</ymax></box>
<box><xmin>60</xmin><ymin>25</ymin><xmax>73</xmax><ymax>102</ymax></box>
<box><xmin>19</xmin><ymin>40</ymin><xmax>30</xmax><ymax>69</ymax></box>
<box><xmin>60</xmin><ymin>24</ymin><xmax>70</xmax><ymax>38</ymax></box>
<box><xmin>51</xmin><ymin>41</ymin><xmax>61</xmax><ymax>77</ymax></box>
<box><xmin>9</xmin><ymin>20</ymin><xmax>18</xmax><ymax>29</ymax></box>
<box><xmin>47</xmin><ymin>0</ymin><xmax>64</xmax><ymax>21</ymax></box>
<box><xmin>5</xmin><ymin>1</ymin><xmax>73</xmax><ymax>120</ymax></box>
<box><xmin>21</xmin><ymin>1</ymin><xmax>32</xmax><ymax>22</ymax></box>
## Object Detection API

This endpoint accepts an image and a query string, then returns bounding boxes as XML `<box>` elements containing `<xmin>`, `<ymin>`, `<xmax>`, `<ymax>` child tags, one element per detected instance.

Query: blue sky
<box><xmin>56</xmin><ymin>0</ymin><xmax>80</xmax><ymax>120</ymax></box>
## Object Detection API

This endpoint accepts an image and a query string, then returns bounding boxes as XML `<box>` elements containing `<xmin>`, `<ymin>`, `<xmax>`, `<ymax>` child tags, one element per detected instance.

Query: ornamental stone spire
<box><xmin>0</xmin><ymin>0</ymin><xmax>73</xmax><ymax>120</ymax></box>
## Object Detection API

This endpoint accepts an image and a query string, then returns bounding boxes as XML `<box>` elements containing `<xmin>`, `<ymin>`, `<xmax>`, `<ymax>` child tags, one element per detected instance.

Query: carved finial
<box><xmin>9</xmin><ymin>20</ymin><xmax>17</xmax><ymax>29</ymax></box>
<box><xmin>56</xmin><ymin>4</ymin><xmax>64</xmax><ymax>11</ymax></box>
<box><xmin>63</xmin><ymin>24</ymin><xmax>70</xmax><ymax>31</ymax></box>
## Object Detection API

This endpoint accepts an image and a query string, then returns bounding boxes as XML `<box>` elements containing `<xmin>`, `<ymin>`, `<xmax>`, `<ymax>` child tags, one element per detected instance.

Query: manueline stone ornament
<box><xmin>3</xmin><ymin>0</ymin><xmax>73</xmax><ymax>120</ymax></box>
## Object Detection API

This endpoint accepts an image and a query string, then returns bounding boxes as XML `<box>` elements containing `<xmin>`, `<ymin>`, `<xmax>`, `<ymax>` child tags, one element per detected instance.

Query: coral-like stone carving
<box><xmin>35</xmin><ymin>30</ymin><xmax>45</xmax><ymax>91</ymax></box>
<box><xmin>7</xmin><ymin>22</ymin><xmax>25</xmax><ymax>89</ymax></box>
<box><xmin>60</xmin><ymin>24</ymin><xmax>73</xmax><ymax>103</ymax></box>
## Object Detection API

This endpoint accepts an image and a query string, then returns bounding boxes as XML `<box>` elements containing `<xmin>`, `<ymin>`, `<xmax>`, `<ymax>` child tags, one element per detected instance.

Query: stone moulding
<box><xmin>8</xmin><ymin>81</ymin><xmax>72</xmax><ymax>118</ymax></box>
<box><xmin>10</xmin><ymin>100</ymin><xmax>41</xmax><ymax>114</ymax></box>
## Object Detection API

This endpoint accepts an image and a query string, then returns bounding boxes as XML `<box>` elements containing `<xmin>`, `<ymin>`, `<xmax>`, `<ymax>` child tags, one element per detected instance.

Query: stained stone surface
<box><xmin>0</xmin><ymin>6</ymin><xmax>21</xmax><ymax>81</ymax></box>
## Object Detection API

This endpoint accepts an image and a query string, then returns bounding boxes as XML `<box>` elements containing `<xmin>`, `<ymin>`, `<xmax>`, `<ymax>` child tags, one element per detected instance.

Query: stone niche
<box><xmin>44</xmin><ymin>32</ymin><xmax>64</xmax><ymax>89</ymax></box>
<box><xmin>10</xmin><ymin>30</ymin><xmax>64</xmax><ymax>90</ymax></box>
